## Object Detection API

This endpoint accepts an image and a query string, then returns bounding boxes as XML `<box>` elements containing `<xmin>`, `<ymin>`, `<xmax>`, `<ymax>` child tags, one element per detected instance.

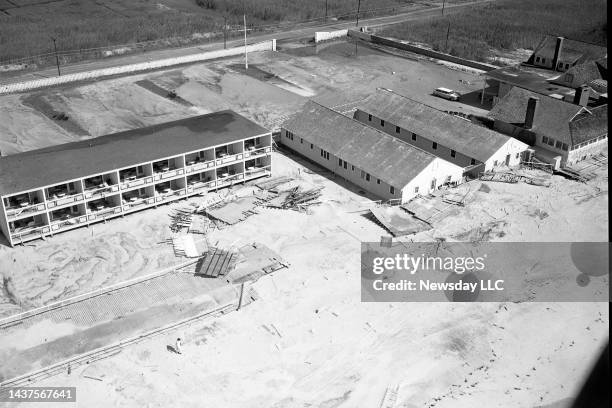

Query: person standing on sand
<box><xmin>175</xmin><ymin>338</ymin><xmax>183</xmax><ymax>354</ymax></box>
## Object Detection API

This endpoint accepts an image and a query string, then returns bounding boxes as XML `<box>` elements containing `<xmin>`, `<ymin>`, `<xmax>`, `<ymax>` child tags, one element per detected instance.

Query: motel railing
<box><xmin>87</xmin><ymin>205</ymin><xmax>122</xmax><ymax>221</ymax></box>
<box><xmin>243</xmin><ymin>146</ymin><xmax>271</xmax><ymax>158</ymax></box>
<box><xmin>49</xmin><ymin>215</ymin><xmax>88</xmax><ymax>232</ymax></box>
<box><xmin>120</xmin><ymin>176</ymin><xmax>150</xmax><ymax>191</ymax></box>
<box><xmin>84</xmin><ymin>184</ymin><xmax>120</xmax><ymax>200</ymax></box>
<box><xmin>10</xmin><ymin>224</ymin><xmax>51</xmax><ymax>243</ymax></box>
<box><xmin>215</xmin><ymin>153</ymin><xmax>243</xmax><ymax>166</ymax></box>
<box><xmin>152</xmin><ymin>168</ymin><xmax>185</xmax><ymax>182</ymax></box>
<box><xmin>184</xmin><ymin>159</ymin><xmax>215</xmax><ymax>173</ymax></box>
<box><xmin>46</xmin><ymin>192</ymin><xmax>84</xmax><ymax>209</ymax></box>
<box><xmin>5</xmin><ymin>202</ymin><xmax>47</xmax><ymax>220</ymax></box>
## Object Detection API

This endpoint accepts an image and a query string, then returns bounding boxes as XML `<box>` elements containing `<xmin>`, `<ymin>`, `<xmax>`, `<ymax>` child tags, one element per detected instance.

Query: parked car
<box><xmin>433</xmin><ymin>87</ymin><xmax>460</xmax><ymax>101</ymax></box>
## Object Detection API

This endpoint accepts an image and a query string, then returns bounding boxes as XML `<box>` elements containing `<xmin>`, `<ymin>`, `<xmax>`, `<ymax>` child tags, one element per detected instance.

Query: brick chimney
<box><xmin>552</xmin><ymin>37</ymin><xmax>564</xmax><ymax>71</ymax></box>
<box><xmin>573</xmin><ymin>85</ymin><xmax>590</xmax><ymax>106</ymax></box>
<box><xmin>524</xmin><ymin>97</ymin><xmax>539</xmax><ymax>129</ymax></box>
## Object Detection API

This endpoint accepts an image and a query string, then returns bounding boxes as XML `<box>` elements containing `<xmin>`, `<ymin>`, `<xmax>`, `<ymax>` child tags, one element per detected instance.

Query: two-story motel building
<box><xmin>0</xmin><ymin>110</ymin><xmax>272</xmax><ymax>246</ymax></box>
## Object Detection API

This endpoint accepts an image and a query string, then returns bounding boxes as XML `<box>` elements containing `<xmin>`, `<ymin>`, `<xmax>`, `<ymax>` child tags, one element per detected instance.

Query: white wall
<box><xmin>401</xmin><ymin>158</ymin><xmax>464</xmax><ymax>203</ymax></box>
<box><xmin>483</xmin><ymin>138</ymin><xmax>529</xmax><ymax>171</ymax></box>
<box><xmin>314</xmin><ymin>29</ymin><xmax>348</xmax><ymax>43</ymax></box>
<box><xmin>0</xmin><ymin>40</ymin><xmax>276</xmax><ymax>95</ymax></box>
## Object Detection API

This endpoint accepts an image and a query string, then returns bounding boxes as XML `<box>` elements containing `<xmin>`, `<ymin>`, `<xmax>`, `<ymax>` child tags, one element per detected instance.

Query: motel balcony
<box><xmin>154</xmin><ymin>181</ymin><xmax>186</xmax><ymax>203</ymax></box>
<box><xmin>119</xmin><ymin>166</ymin><xmax>152</xmax><ymax>190</ymax></box>
<box><xmin>152</xmin><ymin>158</ymin><xmax>184</xmax><ymax>182</ymax></box>
<box><xmin>83</xmin><ymin>174</ymin><xmax>120</xmax><ymax>200</ymax></box>
<box><xmin>87</xmin><ymin>198</ymin><xmax>122</xmax><ymax>220</ymax></box>
<box><xmin>49</xmin><ymin>207</ymin><xmax>87</xmax><ymax>233</ymax></box>
<box><xmin>244</xmin><ymin>165</ymin><xmax>271</xmax><ymax>180</ymax></box>
<box><xmin>45</xmin><ymin>183</ymin><xmax>84</xmax><ymax>210</ymax></box>
<box><xmin>215</xmin><ymin>144</ymin><xmax>243</xmax><ymax>166</ymax></box>
<box><xmin>215</xmin><ymin>166</ymin><xmax>244</xmax><ymax>188</ymax></box>
<box><xmin>186</xmin><ymin>174</ymin><xmax>216</xmax><ymax>193</ymax></box>
<box><xmin>9</xmin><ymin>215</ymin><xmax>49</xmax><ymax>242</ymax></box>
<box><xmin>184</xmin><ymin>154</ymin><xmax>216</xmax><ymax>174</ymax></box>
<box><xmin>121</xmin><ymin>190</ymin><xmax>152</xmax><ymax>212</ymax></box>
<box><xmin>243</xmin><ymin>145</ymin><xmax>271</xmax><ymax>158</ymax></box>
<box><xmin>3</xmin><ymin>194</ymin><xmax>47</xmax><ymax>221</ymax></box>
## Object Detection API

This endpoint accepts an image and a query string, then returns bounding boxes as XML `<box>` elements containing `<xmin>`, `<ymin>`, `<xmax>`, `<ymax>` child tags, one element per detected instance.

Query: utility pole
<box><xmin>356</xmin><ymin>0</ymin><xmax>361</xmax><ymax>27</ymax></box>
<box><xmin>445</xmin><ymin>22</ymin><xmax>450</xmax><ymax>52</ymax></box>
<box><xmin>325</xmin><ymin>0</ymin><xmax>328</xmax><ymax>22</ymax></box>
<box><xmin>223</xmin><ymin>16</ymin><xmax>227</xmax><ymax>49</ymax></box>
<box><xmin>50</xmin><ymin>37</ymin><xmax>61</xmax><ymax>77</ymax></box>
<box><xmin>243</xmin><ymin>14</ymin><xmax>248</xmax><ymax>70</ymax></box>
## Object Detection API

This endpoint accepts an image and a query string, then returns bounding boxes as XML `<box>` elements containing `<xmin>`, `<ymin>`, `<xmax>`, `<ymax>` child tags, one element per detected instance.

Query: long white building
<box><xmin>0</xmin><ymin>110</ymin><xmax>272</xmax><ymax>246</ymax></box>
<box><xmin>353</xmin><ymin>89</ymin><xmax>528</xmax><ymax>176</ymax></box>
<box><xmin>280</xmin><ymin>101</ymin><xmax>463</xmax><ymax>203</ymax></box>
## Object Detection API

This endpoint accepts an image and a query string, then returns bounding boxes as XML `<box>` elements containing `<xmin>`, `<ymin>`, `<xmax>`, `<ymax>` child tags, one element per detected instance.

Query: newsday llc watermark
<box><xmin>361</xmin><ymin>242</ymin><xmax>610</xmax><ymax>302</ymax></box>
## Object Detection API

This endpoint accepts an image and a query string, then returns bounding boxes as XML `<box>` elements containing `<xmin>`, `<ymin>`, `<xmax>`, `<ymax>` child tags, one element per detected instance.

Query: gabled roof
<box><xmin>0</xmin><ymin>111</ymin><xmax>268</xmax><ymax>197</ymax></box>
<box><xmin>551</xmin><ymin>60</ymin><xmax>605</xmax><ymax>88</ymax></box>
<box><xmin>530</xmin><ymin>36</ymin><xmax>607</xmax><ymax>66</ymax></box>
<box><xmin>354</xmin><ymin>89</ymin><xmax>515</xmax><ymax>162</ymax></box>
<box><xmin>488</xmin><ymin>87</ymin><xmax>607</xmax><ymax>146</ymax></box>
<box><xmin>569</xmin><ymin>105</ymin><xmax>608</xmax><ymax>144</ymax></box>
<box><xmin>281</xmin><ymin>101</ymin><xmax>444</xmax><ymax>188</ymax></box>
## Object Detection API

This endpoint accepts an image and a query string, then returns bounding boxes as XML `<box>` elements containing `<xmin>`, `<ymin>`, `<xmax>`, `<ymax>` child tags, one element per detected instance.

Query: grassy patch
<box><xmin>0</xmin><ymin>0</ymin><xmax>416</xmax><ymax>64</ymax></box>
<box><xmin>377</xmin><ymin>0</ymin><xmax>607</xmax><ymax>63</ymax></box>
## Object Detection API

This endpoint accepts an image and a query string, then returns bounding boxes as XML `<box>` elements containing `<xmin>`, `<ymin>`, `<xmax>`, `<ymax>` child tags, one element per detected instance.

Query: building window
<box><xmin>343</xmin><ymin>161</ymin><xmax>348</xmax><ymax>169</ymax></box>
<box><xmin>311</xmin><ymin>143</ymin><xmax>313</xmax><ymax>149</ymax></box>
<box><xmin>352</xmin><ymin>165</ymin><xmax>355</xmax><ymax>171</ymax></box>
<box><xmin>377</xmin><ymin>178</ymin><xmax>381</xmax><ymax>185</ymax></box>
<box><xmin>450</xmin><ymin>150</ymin><xmax>456</xmax><ymax>158</ymax></box>
<box><xmin>536</xmin><ymin>56</ymin><xmax>540</xmax><ymax>63</ymax></box>
<box><xmin>366</xmin><ymin>173</ymin><xmax>371</xmax><ymax>182</ymax></box>
<box><xmin>339</xmin><ymin>158</ymin><xmax>342</xmax><ymax>166</ymax></box>
<box><xmin>515</xmin><ymin>153</ymin><xmax>520</xmax><ymax>159</ymax></box>
<box><xmin>555</xmin><ymin>141</ymin><xmax>562</xmax><ymax>149</ymax></box>
<box><xmin>542</xmin><ymin>58</ymin><xmax>546</xmax><ymax>64</ymax></box>
<box><xmin>368</xmin><ymin>114</ymin><xmax>372</xmax><ymax>121</ymax></box>
<box><xmin>542</xmin><ymin>136</ymin><xmax>548</xmax><ymax>144</ymax></box>
<box><xmin>547</xmin><ymin>138</ymin><xmax>554</xmax><ymax>147</ymax></box>
<box><xmin>380</xmin><ymin>119</ymin><xmax>385</xmax><ymax>127</ymax></box>
<box><xmin>320</xmin><ymin>149</ymin><xmax>324</xmax><ymax>157</ymax></box>
<box><xmin>300</xmin><ymin>138</ymin><xmax>303</xmax><ymax>144</ymax></box>
<box><xmin>390</xmin><ymin>186</ymin><xmax>395</xmax><ymax>194</ymax></box>
<box><xmin>561</xmin><ymin>143</ymin><xmax>569</xmax><ymax>151</ymax></box>
<box><xmin>395</xmin><ymin>126</ymin><xmax>400</xmax><ymax>134</ymax></box>
<box><xmin>411</xmin><ymin>133</ymin><xmax>417</xmax><ymax>141</ymax></box>
<box><xmin>432</xmin><ymin>142</ymin><xmax>438</xmax><ymax>150</ymax></box>
<box><xmin>470</xmin><ymin>158</ymin><xmax>476</xmax><ymax>165</ymax></box>
<box><xmin>494</xmin><ymin>160</ymin><xmax>498</xmax><ymax>166</ymax></box>
<box><xmin>414</xmin><ymin>186</ymin><xmax>419</xmax><ymax>194</ymax></box>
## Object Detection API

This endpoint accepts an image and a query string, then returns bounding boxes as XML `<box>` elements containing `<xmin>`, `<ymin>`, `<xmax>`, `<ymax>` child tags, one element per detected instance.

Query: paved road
<box><xmin>0</xmin><ymin>0</ymin><xmax>495</xmax><ymax>86</ymax></box>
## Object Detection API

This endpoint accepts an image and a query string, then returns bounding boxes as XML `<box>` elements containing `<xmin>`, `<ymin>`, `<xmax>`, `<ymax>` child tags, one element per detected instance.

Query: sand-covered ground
<box><xmin>0</xmin><ymin>40</ymin><xmax>608</xmax><ymax>407</ymax></box>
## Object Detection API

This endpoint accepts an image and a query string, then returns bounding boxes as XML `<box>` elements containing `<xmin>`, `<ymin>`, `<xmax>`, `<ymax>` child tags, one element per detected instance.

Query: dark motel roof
<box><xmin>529</xmin><ymin>36</ymin><xmax>607</xmax><ymax>66</ymax></box>
<box><xmin>355</xmin><ymin>90</ymin><xmax>515</xmax><ymax>162</ymax></box>
<box><xmin>282</xmin><ymin>101</ymin><xmax>441</xmax><ymax>189</ymax></box>
<box><xmin>487</xmin><ymin>87</ymin><xmax>608</xmax><ymax>146</ymax></box>
<box><xmin>0</xmin><ymin>110</ymin><xmax>269</xmax><ymax>197</ymax></box>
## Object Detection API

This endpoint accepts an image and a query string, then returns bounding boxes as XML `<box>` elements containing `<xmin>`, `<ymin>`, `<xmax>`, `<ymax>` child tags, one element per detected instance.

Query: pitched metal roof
<box><xmin>487</xmin><ymin>87</ymin><xmax>607</xmax><ymax>146</ymax></box>
<box><xmin>281</xmin><ymin>101</ymin><xmax>443</xmax><ymax>188</ymax></box>
<box><xmin>0</xmin><ymin>110</ymin><xmax>268</xmax><ymax>197</ymax></box>
<box><xmin>354</xmin><ymin>89</ymin><xmax>513</xmax><ymax>162</ymax></box>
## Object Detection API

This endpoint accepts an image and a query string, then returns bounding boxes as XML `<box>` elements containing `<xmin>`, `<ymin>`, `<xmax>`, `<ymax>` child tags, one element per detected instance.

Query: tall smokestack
<box><xmin>552</xmin><ymin>36</ymin><xmax>564</xmax><ymax>71</ymax></box>
<box><xmin>525</xmin><ymin>97</ymin><xmax>539</xmax><ymax>129</ymax></box>
<box><xmin>573</xmin><ymin>85</ymin><xmax>590</xmax><ymax>106</ymax></box>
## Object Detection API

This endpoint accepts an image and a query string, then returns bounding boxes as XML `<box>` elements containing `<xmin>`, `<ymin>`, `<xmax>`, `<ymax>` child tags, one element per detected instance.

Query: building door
<box><xmin>430</xmin><ymin>178</ymin><xmax>436</xmax><ymax>191</ymax></box>
<box><xmin>505</xmin><ymin>154</ymin><xmax>511</xmax><ymax>166</ymax></box>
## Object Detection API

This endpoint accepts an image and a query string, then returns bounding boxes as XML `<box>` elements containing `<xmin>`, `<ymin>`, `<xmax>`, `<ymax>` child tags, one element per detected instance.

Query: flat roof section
<box><xmin>282</xmin><ymin>101</ymin><xmax>439</xmax><ymax>189</ymax></box>
<box><xmin>355</xmin><ymin>89</ymin><xmax>513</xmax><ymax>162</ymax></box>
<box><xmin>0</xmin><ymin>110</ymin><xmax>269</xmax><ymax>197</ymax></box>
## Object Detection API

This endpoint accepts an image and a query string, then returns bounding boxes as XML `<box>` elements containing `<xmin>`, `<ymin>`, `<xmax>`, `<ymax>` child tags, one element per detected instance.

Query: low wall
<box><xmin>0</xmin><ymin>39</ymin><xmax>276</xmax><ymax>95</ymax></box>
<box><xmin>348</xmin><ymin>30</ymin><xmax>496</xmax><ymax>72</ymax></box>
<box><xmin>314</xmin><ymin>29</ymin><xmax>348</xmax><ymax>43</ymax></box>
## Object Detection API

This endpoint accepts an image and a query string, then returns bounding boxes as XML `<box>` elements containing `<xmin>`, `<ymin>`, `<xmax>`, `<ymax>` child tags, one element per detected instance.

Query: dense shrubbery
<box><xmin>379</xmin><ymin>0</ymin><xmax>607</xmax><ymax>63</ymax></box>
